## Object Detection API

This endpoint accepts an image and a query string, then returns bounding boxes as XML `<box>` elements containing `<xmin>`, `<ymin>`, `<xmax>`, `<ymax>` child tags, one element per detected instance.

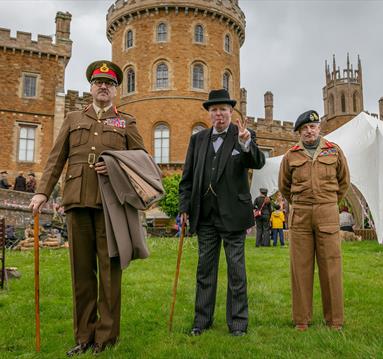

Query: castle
<box><xmin>1</xmin><ymin>0</ymin><xmax>382</xmax><ymax>181</ymax></box>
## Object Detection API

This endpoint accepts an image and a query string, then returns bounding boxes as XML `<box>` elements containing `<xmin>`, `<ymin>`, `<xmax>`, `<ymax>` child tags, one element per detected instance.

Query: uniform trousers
<box><xmin>289</xmin><ymin>202</ymin><xmax>343</xmax><ymax>326</ymax></box>
<box><xmin>66</xmin><ymin>208</ymin><xmax>122</xmax><ymax>346</ymax></box>
<box><xmin>194</xmin><ymin>223</ymin><xmax>248</xmax><ymax>332</ymax></box>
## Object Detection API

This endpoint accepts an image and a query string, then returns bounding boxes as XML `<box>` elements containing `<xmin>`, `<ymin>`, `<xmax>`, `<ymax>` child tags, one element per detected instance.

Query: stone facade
<box><xmin>0</xmin><ymin>12</ymin><xmax>72</xmax><ymax>182</ymax></box>
<box><xmin>106</xmin><ymin>0</ymin><xmax>245</xmax><ymax>163</ymax></box>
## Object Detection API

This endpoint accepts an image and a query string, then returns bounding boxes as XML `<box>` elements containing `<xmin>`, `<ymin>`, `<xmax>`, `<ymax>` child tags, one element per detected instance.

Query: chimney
<box><xmin>240</xmin><ymin>88</ymin><xmax>247</xmax><ymax>118</ymax></box>
<box><xmin>55</xmin><ymin>11</ymin><xmax>72</xmax><ymax>41</ymax></box>
<box><xmin>264</xmin><ymin>91</ymin><xmax>273</xmax><ymax>122</ymax></box>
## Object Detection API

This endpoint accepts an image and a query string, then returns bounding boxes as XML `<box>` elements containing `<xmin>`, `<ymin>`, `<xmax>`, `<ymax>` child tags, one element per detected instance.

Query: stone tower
<box><xmin>321</xmin><ymin>54</ymin><xmax>364</xmax><ymax>134</ymax></box>
<box><xmin>264</xmin><ymin>91</ymin><xmax>273</xmax><ymax>122</ymax></box>
<box><xmin>106</xmin><ymin>0</ymin><xmax>246</xmax><ymax>165</ymax></box>
<box><xmin>379</xmin><ymin>97</ymin><xmax>383</xmax><ymax>121</ymax></box>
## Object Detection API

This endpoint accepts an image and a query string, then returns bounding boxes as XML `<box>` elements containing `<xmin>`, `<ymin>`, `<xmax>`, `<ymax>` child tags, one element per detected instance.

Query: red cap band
<box><xmin>92</xmin><ymin>68</ymin><xmax>117</xmax><ymax>81</ymax></box>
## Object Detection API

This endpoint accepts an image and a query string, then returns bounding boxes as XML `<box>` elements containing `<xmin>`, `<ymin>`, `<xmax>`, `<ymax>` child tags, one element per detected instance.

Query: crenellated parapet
<box><xmin>65</xmin><ymin>90</ymin><xmax>92</xmax><ymax>114</ymax></box>
<box><xmin>106</xmin><ymin>0</ymin><xmax>245</xmax><ymax>45</ymax></box>
<box><xmin>0</xmin><ymin>12</ymin><xmax>72</xmax><ymax>62</ymax></box>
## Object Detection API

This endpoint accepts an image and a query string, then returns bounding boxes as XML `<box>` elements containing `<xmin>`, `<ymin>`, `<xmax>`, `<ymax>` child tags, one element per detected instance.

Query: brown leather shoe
<box><xmin>66</xmin><ymin>342</ymin><xmax>92</xmax><ymax>356</ymax></box>
<box><xmin>295</xmin><ymin>324</ymin><xmax>308</xmax><ymax>331</ymax></box>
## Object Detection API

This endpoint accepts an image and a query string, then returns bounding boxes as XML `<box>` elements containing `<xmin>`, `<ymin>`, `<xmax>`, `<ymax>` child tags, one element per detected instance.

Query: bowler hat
<box><xmin>260</xmin><ymin>188</ymin><xmax>268</xmax><ymax>195</ymax></box>
<box><xmin>203</xmin><ymin>89</ymin><xmax>236</xmax><ymax>110</ymax></box>
<box><xmin>294</xmin><ymin>110</ymin><xmax>320</xmax><ymax>132</ymax></box>
<box><xmin>86</xmin><ymin>60</ymin><xmax>123</xmax><ymax>86</ymax></box>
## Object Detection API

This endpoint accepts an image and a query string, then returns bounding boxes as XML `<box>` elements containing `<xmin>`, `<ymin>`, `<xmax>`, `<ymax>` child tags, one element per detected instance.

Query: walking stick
<box><xmin>34</xmin><ymin>214</ymin><xmax>41</xmax><ymax>352</ymax></box>
<box><xmin>168</xmin><ymin>221</ymin><xmax>186</xmax><ymax>332</ymax></box>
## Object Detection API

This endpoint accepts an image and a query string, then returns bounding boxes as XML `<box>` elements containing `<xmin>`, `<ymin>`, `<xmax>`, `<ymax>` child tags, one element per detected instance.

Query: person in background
<box><xmin>26</xmin><ymin>172</ymin><xmax>37</xmax><ymax>193</ymax></box>
<box><xmin>339</xmin><ymin>207</ymin><xmax>355</xmax><ymax>232</ymax></box>
<box><xmin>253</xmin><ymin>188</ymin><xmax>272</xmax><ymax>247</ymax></box>
<box><xmin>14</xmin><ymin>171</ymin><xmax>26</xmax><ymax>191</ymax></box>
<box><xmin>270</xmin><ymin>204</ymin><xmax>285</xmax><ymax>246</ymax></box>
<box><xmin>0</xmin><ymin>171</ymin><xmax>12</xmax><ymax>189</ymax></box>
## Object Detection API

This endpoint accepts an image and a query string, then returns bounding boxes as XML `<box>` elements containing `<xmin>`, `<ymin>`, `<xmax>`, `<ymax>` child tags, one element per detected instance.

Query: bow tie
<box><xmin>211</xmin><ymin>132</ymin><xmax>227</xmax><ymax>142</ymax></box>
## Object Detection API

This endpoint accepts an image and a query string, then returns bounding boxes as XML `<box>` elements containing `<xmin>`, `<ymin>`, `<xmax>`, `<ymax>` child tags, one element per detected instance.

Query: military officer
<box><xmin>278</xmin><ymin>110</ymin><xmax>350</xmax><ymax>331</ymax></box>
<box><xmin>29</xmin><ymin>60</ymin><xmax>146</xmax><ymax>356</ymax></box>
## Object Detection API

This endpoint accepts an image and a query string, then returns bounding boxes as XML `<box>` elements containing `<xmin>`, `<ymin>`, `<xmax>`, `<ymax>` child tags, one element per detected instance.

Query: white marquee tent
<box><xmin>251</xmin><ymin>112</ymin><xmax>383</xmax><ymax>244</ymax></box>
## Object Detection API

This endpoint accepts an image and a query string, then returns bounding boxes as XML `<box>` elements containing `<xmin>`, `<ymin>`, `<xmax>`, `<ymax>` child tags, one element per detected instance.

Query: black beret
<box><xmin>294</xmin><ymin>110</ymin><xmax>320</xmax><ymax>132</ymax></box>
<box><xmin>86</xmin><ymin>60</ymin><xmax>123</xmax><ymax>86</ymax></box>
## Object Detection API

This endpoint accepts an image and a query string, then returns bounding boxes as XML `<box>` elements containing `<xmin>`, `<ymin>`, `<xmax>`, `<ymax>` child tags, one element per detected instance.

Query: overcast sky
<box><xmin>1</xmin><ymin>0</ymin><xmax>382</xmax><ymax>122</ymax></box>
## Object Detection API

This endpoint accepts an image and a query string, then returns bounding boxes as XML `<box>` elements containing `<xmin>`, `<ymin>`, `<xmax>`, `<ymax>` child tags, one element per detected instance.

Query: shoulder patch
<box><xmin>290</xmin><ymin>145</ymin><xmax>302</xmax><ymax>151</ymax></box>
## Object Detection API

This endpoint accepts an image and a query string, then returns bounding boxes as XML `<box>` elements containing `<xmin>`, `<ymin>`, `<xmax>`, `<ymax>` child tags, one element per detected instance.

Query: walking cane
<box><xmin>34</xmin><ymin>214</ymin><xmax>41</xmax><ymax>352</ymax></box>
<box><xmin>168</xmin><ymin>221</ymin><xmax>186</xmax><ymax>332</ymax></box>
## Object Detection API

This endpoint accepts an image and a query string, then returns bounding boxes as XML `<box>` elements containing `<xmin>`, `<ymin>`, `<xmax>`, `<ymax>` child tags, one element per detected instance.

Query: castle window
<box><xmin>156</xmin><ymin>63</ymin><xmax>169</xmax><ymax>89</ymax></box>
<box><xmin>353</xmin><ymin>92</ymin><xmax>358</xmax><ymax>112</ymax></box>
<box><xmin>127</xmin><ymin>68</ymin><xmax>135</xmax><ymax>93</ymax></box>
<box><xmin>154</xmin><ymin>124</ymin><xmax>169</xmax><ymax>163</ymax></box>
<box><xmin>224</xmin><ymin>34</ymin><xmax>231</xmax><ymax>53</ymax></box>
<box><xmin>329</xmin><ymin>94</ymin><xmax>334</xmax><ymax>114</ymax></box>
<box><xmin>18</xmin><ymin>125</ymin><xmax>36</xmax><ymax>162</ymax></box>
<box><xmin>223</xmin><ymin>72</ymin><xmax>231</xmax><ymax>91</ymax></box>
<box><xmin>192</xmin><ymin>124</ymin><xmax>206</xmax><ymax>135</ymax></box>
<box><xmin>195</xmin><ymin>25</ymin><xmax>204</xmax><ymax>43</ymax></box>
<box><xmin>192</xmin><ymin>64</ymin><xmax>204</xmax><ymax>89</ymax></box>
<box><xmin>157</xmin><ymin>23</ymin><xmax>168</xmax><ymax>42</ymax></box>
<box><xmin>341</xmin><ymin>93</ymin><xmax>346</xmax><ymax>113</ymax></box>
<box><xmin>23</xmin><ymin>74</ymin><xmax>37</xmax><ymax>98</ymax></box>
<box><xmin>126</xmin><ymin>30</ymin><xmax>133</xmax><ymax>48</ymax></box>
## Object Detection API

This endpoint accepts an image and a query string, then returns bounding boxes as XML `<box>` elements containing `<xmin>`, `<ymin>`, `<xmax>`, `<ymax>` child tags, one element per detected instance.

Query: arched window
<box><xmin>341</xmin><ymin>93</ymin><xmax>346</xmax><ymax>113</ymax></box>
<box><xmin>126</xmin><ymin>30</ymin><xmax>133</xmax><ymax>49</ymax></box>
<box><xmin>192</xmin><ymin>124</ymin><xmax>206</xmax><ymax>135</ymax></box>
<box><xmin>154</xmin><ymin>124</ymin><xmax>169</xmax><ymax>163</ymax></box>
<box><xmin>195</xmin><ymin>25</ymin><xmax>204</xmax><ymax>43</ymax></box>
<box><xmin>156</xmin><ymin>63</ymin><xmax>168</xmax><ymax>89</ymax></box>
<box><xmin>157</xmin><ymin>23</ymin><xmax>167</xmax><ymax>42</ymax></box>
<box><xmin>224</xmin><ymin>34</ymin><xmax>231</xmax><ymax>52</ymax></box>
<box><xmin>329</xmin><ymin>94</ymin><xmax>334</xmax><ymax>114</ymax></box>
<box><xmin>126</xmin><ymin>68</ymin><xmax>135</xmax><ymax>93</ymax></box>
<box><xmin>223</xmin><ymin>72</ymin><xmax>230</xmax><ymax>91</ymax></box>
<box><xmin>353</xmin><ymin>92</ymin><xmax>358</xmax><ymax>112</ymax></box>
<box><xmin>193</xmin><ymin>64</ymin><xmax>204</xmax><ymax>89</ymax></box>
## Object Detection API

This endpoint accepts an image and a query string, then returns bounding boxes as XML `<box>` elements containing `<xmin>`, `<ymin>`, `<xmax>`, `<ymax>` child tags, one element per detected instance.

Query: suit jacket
<box><xmin>37</xmin><ymin>105</ymin><xmax>145</xmax><ymax>211</ymax></box>
<box><xmin>98</xmin><ymin>150</ymin><xmax>164</xmax><ymax>269</ymax></box>
<box><xmin>179</xmin><ymin>123</ymin><xmax>265</xmax><ymax>233</ymax></box>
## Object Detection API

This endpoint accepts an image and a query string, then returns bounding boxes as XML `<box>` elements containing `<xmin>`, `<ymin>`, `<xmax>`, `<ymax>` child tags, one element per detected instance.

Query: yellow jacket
<box><xmin>270</xmin><ymin>210</ymin><xmax>285</xmax><ymax>229</ymax></box>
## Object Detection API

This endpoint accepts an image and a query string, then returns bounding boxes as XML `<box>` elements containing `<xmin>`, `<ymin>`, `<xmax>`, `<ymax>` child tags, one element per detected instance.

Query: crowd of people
<box><xmin>0</xmin><ymin>170</ymin><xmax>36</xmax><ymax>192</ymax></box>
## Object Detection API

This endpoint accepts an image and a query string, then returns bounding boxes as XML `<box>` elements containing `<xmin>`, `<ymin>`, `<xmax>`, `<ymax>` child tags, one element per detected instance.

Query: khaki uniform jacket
<box><xmin>278</xmin><ymin>136</ymin><xmax>350</xmax><ymax>204</ymax></box>
<box><xmin>37</xmin><ymin>105</ymin><xmax>145</xmax><ymax>210</ymax></box>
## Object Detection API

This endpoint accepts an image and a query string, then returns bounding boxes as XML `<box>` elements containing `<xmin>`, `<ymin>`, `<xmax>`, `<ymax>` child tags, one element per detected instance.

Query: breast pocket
<box><xmin>101</xmin><ymin>126</ymin><xmax>126</xmax><ymax>149</ymax></box>
<box><xmin>69</xmin><ymin>123</ymin><xmax>92</xmax><ymax>147</ymax></box>
<box><xmin>317</xmin><ymin>155</ymin><xmax>337</xmax><ymax>180</ymax></box>
<box><xmin>290</xmin><ymin>158</ymin><xmax>309</xmax><ymax>182</ymax></box>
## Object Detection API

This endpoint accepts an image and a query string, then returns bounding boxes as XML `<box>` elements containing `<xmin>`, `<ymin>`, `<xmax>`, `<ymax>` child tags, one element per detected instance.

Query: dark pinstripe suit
<box><xmin>179</xmin><ymin>123</ymin><xmax>265</xmax><ymax>332</ymax></box>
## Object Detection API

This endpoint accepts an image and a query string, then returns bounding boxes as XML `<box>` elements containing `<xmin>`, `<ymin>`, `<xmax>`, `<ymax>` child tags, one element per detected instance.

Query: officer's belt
<box><xmin>68</xmin><ymin>153</ymin><xmax>97</xmax><ymax>166</ymax></box>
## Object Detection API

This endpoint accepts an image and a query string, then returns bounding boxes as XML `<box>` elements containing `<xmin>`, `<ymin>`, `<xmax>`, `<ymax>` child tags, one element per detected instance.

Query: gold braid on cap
<box><xmin>100</xmin><ymin>63</ymin><xmax>109</xmax><ymax>73</ymax></box>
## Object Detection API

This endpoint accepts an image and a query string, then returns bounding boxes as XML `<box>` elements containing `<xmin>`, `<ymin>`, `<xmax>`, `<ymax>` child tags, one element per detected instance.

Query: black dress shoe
<box><xmin>92</xmin><ymin>343</ymin><xmax>106</xmax><ymax>355</ymax></box>
<box><xmin>66</xmin><ymin>342</ymin><xmax>92</xmax><ymax>356</ymax></box>
<box><xmin>190</xmin><ymin>327</ymin><xmax>202</xmax><ymax>336</ymax></box>
<box><xmin>230</xmin><ymin>330</ymin><xmax>246</xmax><ymax>337</ymax></box>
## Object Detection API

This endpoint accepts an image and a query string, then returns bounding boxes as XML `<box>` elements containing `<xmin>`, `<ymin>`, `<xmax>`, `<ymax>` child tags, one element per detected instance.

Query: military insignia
<box><xmin>100</xmin><ymin>63</ymin><xmax>109</xmax><ymax>73</ymax></box>
<box><xmin>319</xmin><ymin>148</ymin><xmax>337</xmax><ymax>156</ymax></box>
<box><xmin>103</xmin><ymin>117</ymin><xmax>126</xmax><ymax>128</ymax></box>
<box><xmin>291</xmin><ymin>145</ymin><xmax>302</xmax><ymax>151</ymax></box>
<box><xmin>324</xmin><ymin>141</ymin><xmax>334</xmax><ymax>148</ymax></box>
<box><xmin>310</xmin><ymin>112</ymin><xmax>319</xmax><ymax>121</ymax></box>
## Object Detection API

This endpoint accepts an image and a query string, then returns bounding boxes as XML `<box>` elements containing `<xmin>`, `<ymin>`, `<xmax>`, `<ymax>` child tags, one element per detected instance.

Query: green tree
<box><xmin>159</xmin><ymin>174</ymin><xmax>181</xmax><ymax>218</ymax></box>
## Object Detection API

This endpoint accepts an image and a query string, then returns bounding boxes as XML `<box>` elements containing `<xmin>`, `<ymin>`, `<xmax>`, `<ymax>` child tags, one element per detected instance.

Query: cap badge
<box><xmin>100</xmin><ymin>63</ymin><xmax>109</xmax><ymax>73</ymax></box>
<box><xmin>310</xmin><ymin>112</ymin><xmax>319</xmax><ymax>121</ymax></box>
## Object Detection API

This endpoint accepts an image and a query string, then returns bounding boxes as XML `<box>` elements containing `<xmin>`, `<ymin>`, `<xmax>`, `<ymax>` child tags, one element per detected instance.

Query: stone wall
<box><xmin>0</xmin><ymin>188</ymin><xmax>54</xmax><ymax>227</ymax></box>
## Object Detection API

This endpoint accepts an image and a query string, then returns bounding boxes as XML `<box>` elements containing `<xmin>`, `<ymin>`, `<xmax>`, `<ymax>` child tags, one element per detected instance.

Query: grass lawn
<box><xmin>0</xmin><ymin>238</ymin><xmax>382</xmax><ymax>359</ymax></box>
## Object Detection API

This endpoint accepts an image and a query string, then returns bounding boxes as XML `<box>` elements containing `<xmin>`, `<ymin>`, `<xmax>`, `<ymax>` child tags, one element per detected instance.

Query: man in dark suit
<box><xmin>179</xmin><ymin>89</ymin><xmax>265</xmax><ymax>336</ymax></box>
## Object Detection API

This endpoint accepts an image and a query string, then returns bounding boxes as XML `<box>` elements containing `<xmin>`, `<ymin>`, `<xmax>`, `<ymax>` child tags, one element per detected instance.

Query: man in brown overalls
<box><xmin>30</xmin><ymin>60</ymin><xmax>145</xmax><ymax>355</ymax></box>
<box><xmin>278</xmin><ymin>110</ymin><xmax>350</xmax><ymax>331</ymax></box>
